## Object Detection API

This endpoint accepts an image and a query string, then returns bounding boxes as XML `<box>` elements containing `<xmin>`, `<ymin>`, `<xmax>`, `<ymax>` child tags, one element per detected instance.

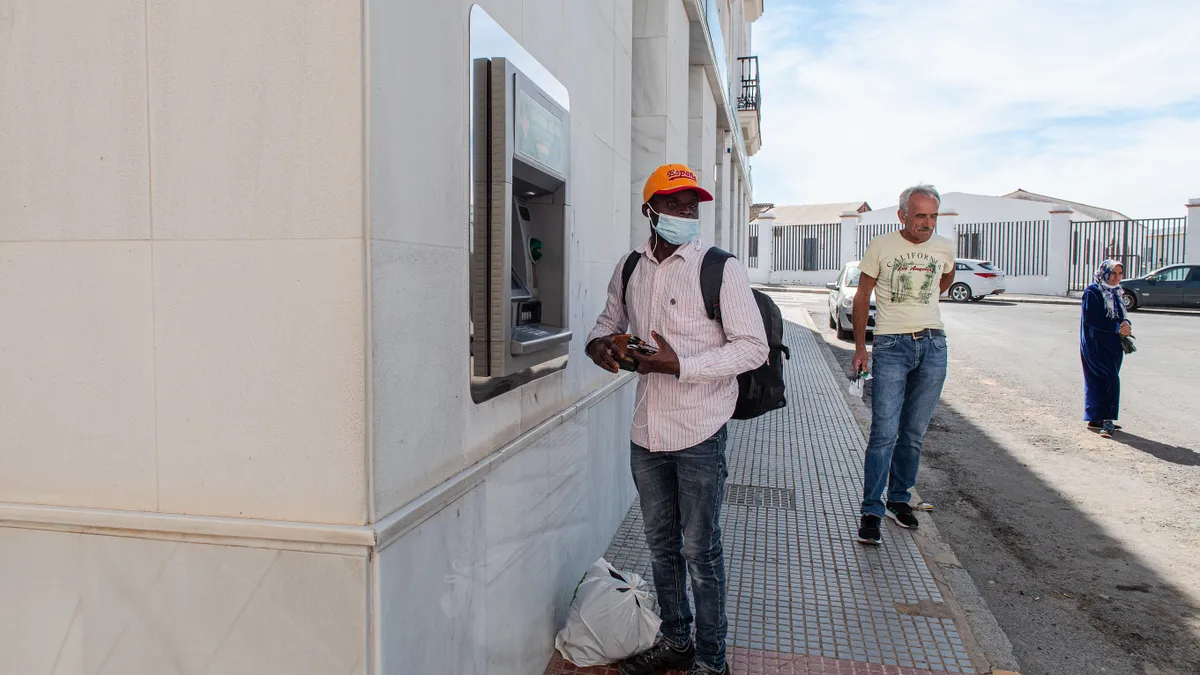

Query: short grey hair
<box><xmin>898</xmin><ymin>184</ymin><xmax>941</xmax><ymax>215</ymax></box>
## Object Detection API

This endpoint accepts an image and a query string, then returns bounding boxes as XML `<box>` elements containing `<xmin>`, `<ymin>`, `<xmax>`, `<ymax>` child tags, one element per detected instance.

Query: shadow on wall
<box><xmin>809</xmin><ymin>324</ymin><xmax>1200</xmax><ymax>675</ymax></box>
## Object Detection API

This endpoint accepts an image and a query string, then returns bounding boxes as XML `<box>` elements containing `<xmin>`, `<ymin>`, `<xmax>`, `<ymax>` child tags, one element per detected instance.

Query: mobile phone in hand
<box><xmin>627</xmin><ymin>335</ymin><xmax>658</xmax><ymax>355</ymax></box>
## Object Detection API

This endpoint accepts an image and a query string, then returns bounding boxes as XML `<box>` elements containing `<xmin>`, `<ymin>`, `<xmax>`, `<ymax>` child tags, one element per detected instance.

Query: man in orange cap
<box><xmin>585</xmin><ymin>164</ymin><xmax>767</xmax><ymax>675</ymax></box>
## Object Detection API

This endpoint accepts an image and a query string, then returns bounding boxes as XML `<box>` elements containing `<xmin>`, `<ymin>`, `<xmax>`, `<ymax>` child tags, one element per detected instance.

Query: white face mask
<box><xmin>647</xmin><ymin>206</ymin><xmax>700</xmax><ymax>245</ymax></box>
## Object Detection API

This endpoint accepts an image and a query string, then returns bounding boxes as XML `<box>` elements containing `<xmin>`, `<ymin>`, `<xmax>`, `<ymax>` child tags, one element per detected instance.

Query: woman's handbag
<box><xmin>1120</xmin><ymin>334</ymin><xmax>1137</xmax><ymax>355</ymax></box>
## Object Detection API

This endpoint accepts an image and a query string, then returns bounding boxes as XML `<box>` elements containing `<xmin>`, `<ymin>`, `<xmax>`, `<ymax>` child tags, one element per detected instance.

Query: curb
<box><xmin>793</xmin><ymin>307</ymin><xmax>1023</xmax><ymax>675</ymax></box>
<box><xmin>994</xmin><ymin>296</ymin><xmax>1079</xmax><ymax>306</ymax></box>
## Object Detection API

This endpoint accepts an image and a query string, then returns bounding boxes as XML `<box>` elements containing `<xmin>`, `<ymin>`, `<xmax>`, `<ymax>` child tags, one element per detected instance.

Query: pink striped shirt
<box><xmin>586</xmin><ymin>238</ymin><xmax>769</xmax><ymax>452</ymax></box>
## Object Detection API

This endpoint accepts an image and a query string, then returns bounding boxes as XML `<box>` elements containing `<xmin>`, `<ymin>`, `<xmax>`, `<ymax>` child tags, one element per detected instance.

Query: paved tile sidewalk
<box><xmin>546</xmin><ymin>320</ymin><xmax>977</xmax><ymax>675</ymax></box>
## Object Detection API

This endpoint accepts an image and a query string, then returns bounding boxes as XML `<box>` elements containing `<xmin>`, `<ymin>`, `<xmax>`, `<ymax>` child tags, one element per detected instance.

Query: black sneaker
<box><xmin>1089</xmin><ymin>421</ymin><xmax>1123</xmax><ymax>431</ymax></box>
<box><xmin>687</xmin><ymin>662</ymin><xmax>731</xmax><ymax>675</ymax></box>
<box><xmin>856</xmin><ymin>514</ymin><xmax>882</xmax><ymax>545</ymax></box>
<box><xmin>1100</xmin><ymin>421</ymin><xmax>1116</xmax><ymax>438</ymax></box>
<box><xmin>886</xmin><ymin>501</ymin><xmax>920</xmax><ymax>529</ymax></box>
<box><xmin>618</xmin><ymin>637</ymin><xmax>695</xmax><ymax>675</ymax></box>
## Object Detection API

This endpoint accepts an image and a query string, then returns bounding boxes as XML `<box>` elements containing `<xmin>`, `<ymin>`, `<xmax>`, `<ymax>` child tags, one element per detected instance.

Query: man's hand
<box><xmin>852</xmin><ymin>348</ymin><xmax>870</xmax><ymax>376</ymax></box>
<box><xmin>1119</xmin><ymin>321</ymin><xmax>1132</xmax><ymax>337</ymax></box>
<box><xmin>586</xmin><ymin>334</ymin><xmax>625</xmax><ymax>373</ymax></box>
<box><xmin>852</xmin><ymin>273</ymin><xmax>877</xmax><ymax>375</ymax></box>
<box><xmin>629</xmin><ymin>331</ymin><xmax>681</xmax><ymax>376</ymax></box>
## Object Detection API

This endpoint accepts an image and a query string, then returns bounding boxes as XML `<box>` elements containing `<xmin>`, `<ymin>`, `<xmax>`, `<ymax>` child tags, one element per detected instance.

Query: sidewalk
<box><xmin>752</xmin><ymin>283</ymin><xmax>1080</xmax><ymax>306</ymax></box>
<box><xmin>545</xmin><ymin>320</ymin><xmax>985</xmax><ymax>675</ymax></box>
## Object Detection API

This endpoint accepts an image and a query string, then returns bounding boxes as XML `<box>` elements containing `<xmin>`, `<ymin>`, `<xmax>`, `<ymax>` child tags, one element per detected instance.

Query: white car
<box><xmin>945</xmin><ymin>259</ymin><xmax>1006</xmax><ymax>303</ymax></box>
<box><xmin>826</xmin><ymin>262</ymin><xmax>876</xmax><ymax>341</ymax></box>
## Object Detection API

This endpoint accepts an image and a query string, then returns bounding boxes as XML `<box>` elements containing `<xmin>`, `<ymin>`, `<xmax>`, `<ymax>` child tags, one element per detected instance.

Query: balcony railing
<box><xmin>737</xmin><ymin>56</ymin><xmax>760</xmax><ymax>114</ymax></box>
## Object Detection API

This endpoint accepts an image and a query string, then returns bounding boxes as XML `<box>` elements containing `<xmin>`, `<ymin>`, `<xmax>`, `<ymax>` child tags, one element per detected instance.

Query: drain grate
<box><xmin>724</xmin><ymin>484</ymin><xmax>796</xmax><ymax>510</ymax></box>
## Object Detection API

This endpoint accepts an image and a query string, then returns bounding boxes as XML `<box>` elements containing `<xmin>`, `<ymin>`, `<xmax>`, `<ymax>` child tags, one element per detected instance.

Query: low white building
<box><xmin>747</xmin><ymin>201</ymin><xmax>869</xmax><ymax>284</ymax></box>
<box><xmin>0</xmin><ymin>2</ymin><xmax>767</xmax><ymax>674</ymax></box>
<box><xmin>857</xmin><ymin>192</ymin><xmax>1127</xmax><ymax>294</ymax></box>
<box><xmin>752</xmin><ymin>190</ymin><xmax>1155</xmax><ymax>295</ymax></box>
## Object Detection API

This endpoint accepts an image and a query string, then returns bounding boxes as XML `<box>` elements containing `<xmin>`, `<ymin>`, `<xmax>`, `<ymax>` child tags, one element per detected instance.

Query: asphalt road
<box><xmin>768</xmin><ymin>291</ymin><xmax>1200</xmax><ymax>675</ymax></box>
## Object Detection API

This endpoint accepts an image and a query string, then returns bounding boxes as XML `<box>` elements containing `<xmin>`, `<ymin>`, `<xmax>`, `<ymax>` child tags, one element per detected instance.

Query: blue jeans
<box><xmin>861</xmin><ymin>334</ymin><xmax>948</xmax><ymax>518</ymax></box>
<box><xmin>631</xmin><ymin>426</ymin><xmax>729</xmax><ymax>669</ymax></box>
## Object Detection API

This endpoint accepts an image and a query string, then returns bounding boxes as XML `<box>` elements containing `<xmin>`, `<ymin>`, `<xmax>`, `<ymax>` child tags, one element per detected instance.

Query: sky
<box><xmin>749</xmin><ymin>0</ymin><xmax>1200</xmax><ymax>218</ymax></box>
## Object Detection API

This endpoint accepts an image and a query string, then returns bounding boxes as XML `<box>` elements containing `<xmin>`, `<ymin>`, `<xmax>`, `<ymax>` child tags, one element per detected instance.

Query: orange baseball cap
<box><xmin>642</xmin><ymin>163</ymin><xmax>714</xmax><ymax>204</ymax></box>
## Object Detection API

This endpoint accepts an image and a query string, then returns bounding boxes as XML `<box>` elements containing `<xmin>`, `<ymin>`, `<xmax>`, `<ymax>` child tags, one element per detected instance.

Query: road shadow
<box><xmin>800</xmin><ymin>319</ymin><xmax>1200</xmax><ymax>675</ymax></box>
<box><xmin>1112</xmin><ymin>433</ymin><xmax>1200</xmax><ymax>466</ymax></box>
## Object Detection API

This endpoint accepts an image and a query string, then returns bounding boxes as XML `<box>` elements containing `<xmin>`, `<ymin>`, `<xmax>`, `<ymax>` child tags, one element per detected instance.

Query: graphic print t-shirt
<box><xmin>858</xmin><ymin>231</ymin><xmax>956</xmax><ymax>334</ymax></box>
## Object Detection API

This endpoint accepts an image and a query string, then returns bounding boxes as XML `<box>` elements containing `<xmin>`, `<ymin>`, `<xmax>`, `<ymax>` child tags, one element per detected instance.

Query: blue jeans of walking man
<box><xmin>631</xmin><ymin>425</ymin><xmax>729</xmax><ymax>669</ymax></box>
<box><xmin>861</xmin><ymin>334</ymin><xmax>948</xmax><ymax>517</ymax></box>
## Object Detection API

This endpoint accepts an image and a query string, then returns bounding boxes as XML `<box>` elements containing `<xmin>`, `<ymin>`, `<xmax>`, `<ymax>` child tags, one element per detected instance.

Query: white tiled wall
<box><xmin>153</xmin><ymin>240</ymin><xmax>366</xmax><ymax>523</ymax></box>
<box><xmin>375</xmin><ymin>386</ymin><xmax>636</xmax><ymax>675</ymax></box>
<box><xmin>628</xmin><ymin>0</ymin><xmax>691</xmax><ymax>247</ymax></box>
<box><xmin>0</xmin><ymin>0</ymin><xmax>150</xmax><ymax>242</ymax></box>
<box><xmin>689</xmin><ymin>66</ymin><xmax>719</xmax><ymax>246</ymax></box>
<box><xmin>0</xmin><ymin>243</ymin><xmax>157</xmax><ymax>510</ymax></box>
<box><xmin>378</xmin><ymin>486</ymin><xmax>489</xmax><ymax>675</ymax></box>
<box><xmin>2</xmin><ymin>0</ymin><xmax>758</xmax><ymax>671</ymax></box>
<box><xmin>367</xmin><ymin>0</ymin><xmax>638</xmax><ymax>518</ymax></box>
<box><xmin>0</xmin><ymin>528</ymin><xmax>368</xmax><ymax>675</ymax></box>
<box><xmin>147</xmin><ymin>0</ymin><xmax>363</xmax><ymax>241</ymax></box>
<box><xmin>0</xmin><ymin>0</ymin><xmax>368</xmax><ymax>523</ymax></box>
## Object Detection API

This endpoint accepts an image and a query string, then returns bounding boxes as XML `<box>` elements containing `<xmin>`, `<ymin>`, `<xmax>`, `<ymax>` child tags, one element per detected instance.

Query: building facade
<box><xmin>0</xmin><ymin>1</ymin><xmax>765</xmax><ymax>674</ymax></box>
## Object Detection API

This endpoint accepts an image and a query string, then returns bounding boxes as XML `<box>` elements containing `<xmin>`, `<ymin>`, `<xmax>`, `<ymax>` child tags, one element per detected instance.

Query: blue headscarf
<box><xmin>1093</xmin><ymin>259</ymin><xmax>1126</xmax><ymax>320</ymax></box>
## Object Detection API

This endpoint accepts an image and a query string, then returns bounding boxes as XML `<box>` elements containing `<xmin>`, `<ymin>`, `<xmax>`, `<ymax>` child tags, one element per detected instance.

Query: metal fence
<box><xmin>772</xmin><ymin>223</ymin><xmax>841</xmax><ymax>271</ymax></box>
<box><xmin>1070</xmin><ymin>218</ymin><xmax>1188</xmax><ymax>291</ymax></box>
<box><xmin>748</xmin><ymin>222</ymin><xmax>759</xmax><ymax>268</ymax></box>
<box><xmin>856</xmin><ymin>222</ymin><xmax>902</xmax><ymax>259</ymax></box>
<box><xmin>956</xmin><ymin>220</ymin><xmax>1050</xmax><ymax>276</ymax></box>
<box><xmin>737</xmin><ymin>56</ymin><xmax>760</xmax><ymax>115</ymax></box>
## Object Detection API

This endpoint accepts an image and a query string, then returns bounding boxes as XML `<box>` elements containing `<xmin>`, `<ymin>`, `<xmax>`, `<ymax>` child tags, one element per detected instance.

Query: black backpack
<box><xmin>620</xmin><ymin>247</ymin><xmax>790</xmax><ymax>420</ymax></box>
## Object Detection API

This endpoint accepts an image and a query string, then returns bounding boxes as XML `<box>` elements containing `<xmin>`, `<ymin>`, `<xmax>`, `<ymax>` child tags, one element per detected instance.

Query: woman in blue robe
<box><xmin>1080</xmin><ymin>260</ymin><xmax>1132</xmax><ymax>438</ymax></box>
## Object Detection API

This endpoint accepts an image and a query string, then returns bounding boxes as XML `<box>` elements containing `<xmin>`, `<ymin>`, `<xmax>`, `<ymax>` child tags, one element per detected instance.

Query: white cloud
<box><xmin>750</xmin><ymin>0</ymin><xmax>1200</xmax><ymax>217</ymax></box>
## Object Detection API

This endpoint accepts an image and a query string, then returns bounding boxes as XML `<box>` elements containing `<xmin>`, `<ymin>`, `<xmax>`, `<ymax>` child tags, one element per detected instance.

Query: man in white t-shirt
<box><xmin>850</xmin><ymin>185</ymin><xmax>956</xmax><ymax>545</ymax></box>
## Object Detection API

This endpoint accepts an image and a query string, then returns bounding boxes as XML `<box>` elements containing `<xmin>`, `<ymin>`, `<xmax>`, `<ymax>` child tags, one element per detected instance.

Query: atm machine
<box><xmin>471</xmin><ymin>57</ymin><xmax>572</xmax><ymax>379</ymax></box>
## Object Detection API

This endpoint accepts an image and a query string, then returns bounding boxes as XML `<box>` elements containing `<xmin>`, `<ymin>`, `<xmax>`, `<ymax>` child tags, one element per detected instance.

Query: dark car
<box><xmin>1120</xmin><ymin>264</ymin><xmax>1200</xmax><ymax>310</ymax></box>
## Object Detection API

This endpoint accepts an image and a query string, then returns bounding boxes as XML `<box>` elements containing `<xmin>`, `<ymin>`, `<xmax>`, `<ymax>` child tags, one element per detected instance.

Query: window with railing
<box><xmin>737</xmin><ymin>56</ymin><xmax>760</xmax><ymax>114</ymax></box>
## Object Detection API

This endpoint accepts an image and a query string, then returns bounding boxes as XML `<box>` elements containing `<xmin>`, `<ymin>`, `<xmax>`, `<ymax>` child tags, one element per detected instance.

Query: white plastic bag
<box><xmin>848</xmin><ymin>371</ymin><xmax>872</xmax><ymax>398</ymax></box>
<box><xmin>554</xmin><ymin>558</ymin><xmax>662</xmax><ymax>666</ymax></box>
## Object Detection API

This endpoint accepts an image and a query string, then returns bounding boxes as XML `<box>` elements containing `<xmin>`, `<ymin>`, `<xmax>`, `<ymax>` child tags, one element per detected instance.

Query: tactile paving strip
<box><xmin>546</xmin><ymin>649</ymin><xmax>970</xmax><ymax>675</ymax></box>
<box><xmin>566</xmin><ymin>320</ymin><xmax>976</xmax><ymax>674</ymax></box>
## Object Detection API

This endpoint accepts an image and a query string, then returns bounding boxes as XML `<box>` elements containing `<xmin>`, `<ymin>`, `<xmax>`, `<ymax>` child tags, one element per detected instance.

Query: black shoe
<box><xmin>1100</xmin><ymin>420</ymin><xmax>1116</xmax><ymax>438</ymax></box>
<box><xmin>687</xmin><ymin>662</ymin><xmax>731</xmax><ymax>675</ymax></box>
<box><xmin>618</xmin><ymin>637</ymin><xmax>695</xmax><ymax>675</ymax></box>
<box><xmin>856</xmin><ymin>514</ymin><xmax>882</xmax><ymax>545</ymax></box>
<box><xmin>886</xmin><ymin>501</ymin><xmax>920</xmax><ymax>529</ymax></box>
<box><xmin>1088</xmin><ymin>421</ymin><xmax>1122</xmax><ymax>431</ymax></box>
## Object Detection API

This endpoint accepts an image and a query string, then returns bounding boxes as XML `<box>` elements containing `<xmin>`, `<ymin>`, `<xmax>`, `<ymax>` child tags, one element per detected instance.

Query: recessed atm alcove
<box><xmin>469</xmin><ymin>6</ymin><xmax>572</xmax><ymax>403</ymax></box>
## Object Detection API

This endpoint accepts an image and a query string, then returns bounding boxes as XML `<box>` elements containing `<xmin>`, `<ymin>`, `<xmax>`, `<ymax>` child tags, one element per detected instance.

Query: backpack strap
<box><xmin>622</xmin><ymin>247</ymin><xmax>734</xmax><ymax>323</ymax></box>
<box><xmin>620</xmin><ymin>251</ymin><xmax>642</xmax><ymax>308</ymax></box>
<box><xmin>700</xmin><ymin>247</ymin><xmax>734</xmax><ymax>323</ymax></box>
